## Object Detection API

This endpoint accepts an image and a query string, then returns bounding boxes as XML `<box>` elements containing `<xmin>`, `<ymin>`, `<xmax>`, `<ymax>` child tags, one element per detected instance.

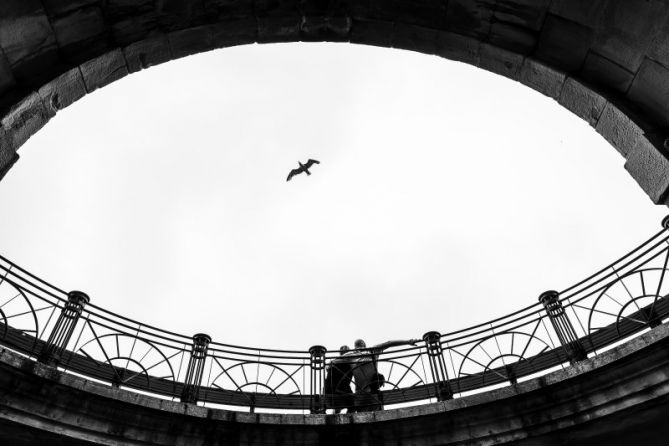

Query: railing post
<box><xmin>180</xmin><ymin>333</ymin><xmax>212</xmax><ymax>404</ymax></box>
<box><xmin>38</xmin><ymin>290</ymin><xmax>89</xmax><ymax>366</ymax></box>
<box><xmin>309</xmin><ymin>345</ymin><xmax>327</xmax><ymax>414</ymax></box>
<box><xmin>539</xmin><ymin>290</ymin><xmax>587</xmax><ymax>364</ymax></box>
<box><xmin>422</xmin><ymin>331</ymin><xmax>453</xmax><ymax>401</ymax></box>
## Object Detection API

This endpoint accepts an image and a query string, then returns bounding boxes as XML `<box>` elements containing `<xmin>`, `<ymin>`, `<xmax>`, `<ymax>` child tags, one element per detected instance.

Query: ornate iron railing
<box><xmin>1</xmin><ymin>217</ymin><xmax>669</xmax><ymax>413</ymax></box>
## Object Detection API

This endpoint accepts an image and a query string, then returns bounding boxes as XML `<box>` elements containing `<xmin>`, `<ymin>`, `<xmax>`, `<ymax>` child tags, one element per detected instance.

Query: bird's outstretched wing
<box><xmin>286</xmin><ymin>168</ymin><xmax>301</xmax><ymax>181</ymax></box>
<box><xmin>305</xmin><ymin>159</ymin><xmax>320</xmax><ymax>168</ymax></box>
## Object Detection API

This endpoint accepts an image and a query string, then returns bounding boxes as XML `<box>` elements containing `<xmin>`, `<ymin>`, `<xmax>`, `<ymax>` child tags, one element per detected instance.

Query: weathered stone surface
<box><xmin>110</xmin><ymin>13</ymin><xmax>159</xmax><ymax>46</ymax></box>
<box><xmin>628</xmin><ymin>57</ymin><xmax>669</xmax><ymax>128</ymax></box>
<box><xmin>435</xmin><ymin>31</ymin><xmax>480</xmax><ymax>65</ymax></box>
<box><xmin>0</xmin><ymin>0</ymin><xmax>60</xmax><ymax>83</ymax></box>
<box><xmin>393</xmin><ymin>24</ymin><xmax>438</xmax><ymax>55</ymax></box>
<box><xmin>548</xmin><ymin>0</ymin><xmax>606</xmax><ymax>27</ymax></box>
<box><xmin>445</xmin><ymin>0</ymin><xmax>495</xmax><ymax>39</ymax></box>
<box><xmin>0</xmin><ymin>92</ymin><xmax>50</xmax><ymax>149</ymax></box>
<box><xmin>37</xmin><ymin>69</ymin><xmax>87</xmax><ymax>118</ymax></box>
<box><xmin>0</xmin><ymin>50</ymin><xmax>16</xmax><ymax>98</ymax></box>
<box><xmin>0</xmin><ymin>140</ymin><xmax>18</xmax><ymax>181</ymax></box>
<box><xmin>257</xmin><ymin>16</ymin><xmax>302</xmax><ymax>43</ymax></box>
<box><xmin>123</xmin><ymin>35</ymin><xmax>172</xmax><ymax>73</ymax></box>
<box><xmin>41</xmin><ymin>0</ymin><xmax>101</xmax><ymax>18</ymax></box>
<box><xmin>494</xmin><ymin>0</ymin><xmax>551</xmax><ymax>31</ymax></box>
<box><xmin>79</xmin><ymin>50</ymin><xmax>129</xmax><ymax>93</ymax></box>
<box><xmin>51</xmin><ymin>5</ymin><xmax>108</xmax><ymax>65</ymax></box>
<box><xmin>596</xmin><ymin>102</ymin><xmax>644</xmax><ymax>158</ymax></box>
<box><xmin>558</xmin><ymin>77</ymin><xmax>607</xmax><ymax>126</ymax></box>
<box><xmin>368</xmin><ymin>0</ymin><xmax>447</xmax><ymax>29</ymax></box>
<box><xmin>209</xmin><ymin>19</ymin><xmax>257</xmax><ymax>47</ymax></box>
<box><xmin>301</xmin><ymin>16</ymin><xmax>352</xmax><ymax>42</ymax></box>
<box><xmin>487</xmin><ymin>21</ymin><xmax>536</xmax><ymax>55</ymax></box>
<box><xmin>581</xmin><ymin>51</ymin><xmax>635</xmax><ymax>94</ymax></box>
<box><xmin>535</xmin><ymin>14</ymin><xmax>593</xmax><ymax>72</ymax></box>
<box><xmin>625</xmin><ymin>138</ymin><xmax>669</xmax><ymax>203</ymax></box>
<box><xmin>519</xmin><ymin>59</ymin><xmax>566</xmax><ymax>100</ymax></box>
<box><xmin>350</xmin><ymin>19</ymin><xmax>394</xmax><ymax>49</ymax></box>
<box><xmin>478</xmin><ymin>43</ymin><xmax>524</xmax><ymax>80</ymax></box>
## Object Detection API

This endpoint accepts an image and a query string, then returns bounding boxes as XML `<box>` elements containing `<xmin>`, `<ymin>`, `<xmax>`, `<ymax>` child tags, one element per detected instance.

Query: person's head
<box><xmin>339</xmin><ymin>345</ymin><xmax>349</xmax><ymax>355</ymax></box>
<box><xmin>354</xmin><ymin>339</ymin><xmax>366</xmax><ymax>349</ymax></box>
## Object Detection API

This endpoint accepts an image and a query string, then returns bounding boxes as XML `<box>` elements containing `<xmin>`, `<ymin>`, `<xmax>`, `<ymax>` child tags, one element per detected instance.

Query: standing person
<box><xmin>323</xmin><ymin>345</ymin><xmax>354</xmax><ymax>413</ymax></box>
<box><xmin>347</xmin><ymin>338</ymin><xmax>420</xmax><ymax>412</ymax></box>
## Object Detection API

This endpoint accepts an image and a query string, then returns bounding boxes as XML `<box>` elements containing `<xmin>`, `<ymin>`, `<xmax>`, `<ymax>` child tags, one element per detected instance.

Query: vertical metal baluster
<box><xmin>539</xmin><ymin>290</ymin><xmax>587</xmax><ymax>364</ymax></box>
<box><xmin>38</xmin><ymin>291</ymin><xmax>90</xmax><ymax>366</ymax></box>
<box><xmin>180</xmin><ymin>333</ymin><xmax>212</xmax><ymax>404</ymax></box>
<box><xmin>422</xmin><ymin>331</ymin><xmax>453</xmax><ymax>401</ymax></box>
<box><xmin>309</xmin><ymin>345</ymin><xmax>327</xmax><ymax>414</ymax></box>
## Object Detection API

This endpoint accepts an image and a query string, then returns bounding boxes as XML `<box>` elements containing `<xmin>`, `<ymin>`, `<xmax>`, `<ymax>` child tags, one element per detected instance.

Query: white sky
<box><xmin>0</xmin><ymin>43</ymin><xmax>665</xmax><ymax>350</ymax></box>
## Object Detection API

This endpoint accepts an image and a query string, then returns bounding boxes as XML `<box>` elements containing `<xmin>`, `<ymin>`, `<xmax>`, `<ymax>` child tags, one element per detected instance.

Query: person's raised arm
<box><xmin>372</xmin><ymin>338</ymin><xmax>421</xmax><ymax>352</ymax></box>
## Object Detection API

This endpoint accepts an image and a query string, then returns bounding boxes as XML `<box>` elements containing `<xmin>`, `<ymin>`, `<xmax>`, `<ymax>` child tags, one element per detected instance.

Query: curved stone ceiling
<box><xmin>0</xmin><ymin>0</ymin><xmax>668</xmax><ymax>204</ymax></box>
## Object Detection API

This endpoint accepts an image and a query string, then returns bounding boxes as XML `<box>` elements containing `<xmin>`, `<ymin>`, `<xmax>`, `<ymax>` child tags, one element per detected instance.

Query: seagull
<box><xmin>287</xmin><ymin>159</ymin><xmax>320</xmax><ymax>181</ymax></box>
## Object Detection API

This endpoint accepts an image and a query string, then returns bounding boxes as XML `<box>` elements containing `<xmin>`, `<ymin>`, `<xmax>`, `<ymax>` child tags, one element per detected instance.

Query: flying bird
<box><xmin>287</xmin><ymin>159</ymin><xmax>320</xmax><ymax>181</ymax></box>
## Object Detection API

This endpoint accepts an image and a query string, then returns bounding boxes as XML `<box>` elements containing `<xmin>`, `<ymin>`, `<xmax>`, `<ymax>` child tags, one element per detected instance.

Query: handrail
<box><xmin>0</xmin><ymin>218</ymin><xmax>667</xmax><ymax>413</ymax></box>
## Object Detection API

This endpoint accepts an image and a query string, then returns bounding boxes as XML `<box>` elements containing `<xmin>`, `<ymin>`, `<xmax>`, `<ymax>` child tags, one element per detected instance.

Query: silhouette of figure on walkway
<box><xmin>286</xmin><ymin>159</ymin><xmax>320</xmax><ymax>181</ymax></box>
<box><xmin>345</xmin><ymin>338</ymin><xmax>419</xmax><ymax>412</ymax></box>
<box><xmin>323</xmin><ymin>345</ymin><xmax>354</xmax><ymax>414</ymax></box>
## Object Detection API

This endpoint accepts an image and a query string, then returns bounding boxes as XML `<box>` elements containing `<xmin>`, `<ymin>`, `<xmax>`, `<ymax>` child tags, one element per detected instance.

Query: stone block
<box><xmin>393</xmin><ymin>24</ymin><xmax>439</xmax><ymax>55</ymax></box>
<box><xmin>519</xmin><ymin>58</ymin><xmax>566</xmax><ymax>100</ymax></box>
<box><xmin>80</xmin><ymin>49</ymin><xmax>129</xmax><ymax>93</ymax></box>
<box><xmin>0</xmin><ymin>0</ymin><xmax>60</xmax><ymax>83</ymax></box>
<box><xmin>445</xmin><ymin>0</ymin><xmax>495</xmax><ymax>39</ymax></box>
<box><xmin>535</xmin><ymin>14</ymin><xmax>593</xmax><ymax>72</ymax></box>
<box><xmin>41</xmin><ymin>0</ymin><xmax>100</xmax><ymax>17</ymax></box>
<box><xmin>168</xmin><ymin>26</ymin><xmax>211</xmax><ymax>61</ymax></box>
<box><xmin>494</xmin><ymin>0</ymin><xmax>551</xmax><ymax>31</ymax></box>
<box><xmin>548</xmin><ymin>0</ymin><xmax>607</xmax><ymax>27</ymax></box>
<box><xmin>624</xmin><ymin>138</ymin><xmax>669</xmax><ymax>204</ymax></box>
<box><xmin>478</xmin><ymin>43</ymin><xmax>524</xmax><ymax>80</ymax></box>
<box><xmin>254</xmin><ymin>0</ymin><xmax>299</xmax><ymax>17</ymax></box>
<box><xmin>110</xmin><ymin>13</ymin><xmax>159</xmax><ymax>46</ymax></box>
<box><xmin>350</xmin><ymin>19</ymin><xmax>394</xmax><ymax>49</ymax></box>
<box><xmin>368</xmin><ymin>0</ymin><xmax>447</xmax><ymax>29</ymax></box>
<box><xmin>106</xmin><ymin>0</ymin><xmax>155</xmax><ymax>20</ymax></box>
<box><xmin>257</xmin><ymin>16</ymin><xmax>301</xmax><ymax>43</ymax></box>
<box><xmin>435</xmin><ymin>31</ymin><xmax>480</xmax><ymax>65</ymax></box>
<box><xmin>0</xmin><ymin>127</ymin><xmax>17</xmax><ymax>173</ymax></box>
<box><xmin>123</xmin><ymin>35</ymin><xmax>172</xmax><ymax>73</ymax></box>
<box><xmin>51</xmin><ymin>5</ymin><xmax>108</xmax><ymax>64</ymax></box>
<box><xmin>301</xmin><ymin>16</ymin><xmax>352</xmax><ymax>42</ymax></box>
<box><xmin>0</xmin><ymin>91</ymin><xmax>50</xmax><ymax>150</ymax></box>
<box><xmin>488</xmin><ymin>21</ymin><xmax>536</xmax><ymax>55</ymax></box>
<box><xmin>628</xmin><ymin>58</ymin><xmax>669</xmax><ymax>128</ymax></box>
<box><xmin>0</xmin><ymin>50</ymin><xmax>16</xmax><ymax>97</ymax></box>
<box><xmin>595</xmin><ymin>102</ymin><xmax>644</xmax><ymax>158</ymax></box>
<box><xmin>580</xmin><ymin>51</ymin><xmax>635</xmax><ymax>94</ymax></box>
<box><xmin>558</xmin><ymin>77</ymin><xmax>606</xmax><ymax>126</ymax></box>
<box><xmin>300</xmin><ymin>0</ymin><xmax>367</xmax><ymax>20</ymax></box>
<box><xmin>209</xmin><ymin>19</ymin><xmax>257</xmax><ymax>48</ymax></box>
<box><xmin>38</xmin><ymin>68</ymin><xmax>87</xmax><ymax>117</ymax></box>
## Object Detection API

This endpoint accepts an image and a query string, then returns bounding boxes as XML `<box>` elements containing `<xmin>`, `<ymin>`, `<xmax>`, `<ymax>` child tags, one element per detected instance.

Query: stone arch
<box><xmin>0</xmin><ymin>0</ymin><xmax>667</xmax><ymax>204</ymax></box>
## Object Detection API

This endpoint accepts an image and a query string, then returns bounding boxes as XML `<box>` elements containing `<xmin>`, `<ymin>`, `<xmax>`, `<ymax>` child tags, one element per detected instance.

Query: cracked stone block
<box><xmin>0</xmin><ymin>91</ymin><xmax>50</xmax><ymax>150</ymax></box>
<box><xmin>257</xmin><ymin>16</ymin><xmax>301</xmax><ymax>43</ymax></box>
<box><xmin>393</xmin><ymin>24</ymin><xmax>438</xmax><ymax>55</ymax></box>
<box><xmin>435</xmin><ymin>31</ymin><xmax>480</xmax><ymax>65</ymax></box>
<box><xmin>37</xmin><ymin>68</ymin><xmax>87</xmax><ymax>118</ymax></box>
<box><xmin>494</xmin><ymin>0</ymin><xmax>551</xmax><ymax>31</ymax></box>
<box><xmin>51</xmin><ymin>5</ymin><xmax>109</xmax><ymax>64</ymax></box>
<box><xmin>581</xmin><ymin>51</ymin><xmax>635</xmax><ymax>94</ymax></box>
<box><xmin>558</xmin><ymin>77</ymin><xmax>606</xmax><ymax>126</ymax></box>
<box><xmin>350</xmin><ymin>19</ymin><xmax>394</xmax><ymax>48</ymax></box>
<box><xmin>446</xmin><ymin>0</ymin><xmax>495</xmax><ymax>39</ymax></box>
<box><xmin>123</xmin><ymin>35</ymin><xmax>172</xmax><ymax>73</ymax></box>
<box><xmin>624</xmin><ymin>138</ymin><xmax>669</xmax><ymax>204</ymax></box>
<box><xmin>596</xmin><ymin>102</ymin><xmax>644</xmax><ymax>158</ymax></box>
<box><xmin>80</xmin><ymin>49</ymin><xmax>129</xmax><ymax>93</ymax></box>
<box><xmin>535</xmin><ymin>14</ymin><xmax>593</xmax><ymax>72</ymax></box>
<box><xmin>628</xmin><ymin>58</ymin><xmax>669</xmax><ymax>128</ymax></box>
<box><xmin>0</xmin><ymin>0</ymin><xmax>60</xmax><ymax>83</ymax></box>
<box><xmin>301</xmin><ymin>16</ymin><xmax>352</xmax><ymax>42</ymax></box>
<box><xmin>479</xmin><ymin>43</ymin><xmax>524</xmax><ymax>80</ymax></box>
<box><xmin>519</xmin><ymin>59</ymin><xmax>566</xmax><ymax>100</ymax></box>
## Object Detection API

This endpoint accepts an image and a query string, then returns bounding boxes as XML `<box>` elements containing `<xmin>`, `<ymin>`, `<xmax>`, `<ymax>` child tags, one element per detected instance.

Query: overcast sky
<box><xmin>0</xmin><ymin>43</ymin><xmax>665</xmax><ymax>350</ymax></box>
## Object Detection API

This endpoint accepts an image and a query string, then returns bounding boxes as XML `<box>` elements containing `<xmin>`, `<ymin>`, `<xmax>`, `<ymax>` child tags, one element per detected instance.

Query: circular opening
<box><xmin>0</xmin><ymin>43</ymin><xmax>664</xmax><ymax>349</ymax></box>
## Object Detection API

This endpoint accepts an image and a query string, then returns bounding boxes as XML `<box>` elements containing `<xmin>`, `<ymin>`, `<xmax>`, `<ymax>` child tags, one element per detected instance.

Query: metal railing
<box><xmin>1</xmin><ymin>217</ymin><xmax>669</xmax><ymax>413</ymax></box>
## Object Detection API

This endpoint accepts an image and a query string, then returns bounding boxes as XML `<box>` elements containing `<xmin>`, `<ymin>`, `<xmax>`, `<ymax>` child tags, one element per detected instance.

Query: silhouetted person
<box><xmin>324</xmin><ymin>345</ymin><xmax>354</xmax><ymax>413</ymax></box>
<box><xmin>346</xmin><ymin>338</ymin><xmax>419</xmax><ymax>412</ymax></box>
